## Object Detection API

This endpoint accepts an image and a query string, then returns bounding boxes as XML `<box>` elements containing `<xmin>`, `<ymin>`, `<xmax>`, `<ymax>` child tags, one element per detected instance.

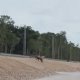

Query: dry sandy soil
<box><xmin>0</xmin><ymin>55</ymin><xmax>80</xmax><ymax>80</ymax></box>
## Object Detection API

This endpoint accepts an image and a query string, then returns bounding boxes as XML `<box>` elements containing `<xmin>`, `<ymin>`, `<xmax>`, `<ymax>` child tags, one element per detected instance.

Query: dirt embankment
<box><xmin>0</xmin><ymin>55</ymin><xmax>80</xmax><ymax>80</ymax></box>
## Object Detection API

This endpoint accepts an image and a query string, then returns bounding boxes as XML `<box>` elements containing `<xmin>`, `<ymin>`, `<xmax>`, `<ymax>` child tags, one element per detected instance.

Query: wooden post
<box><xmin>52</xmin><ymin>36</ymin><xmax>55</xmax><ymax>59</ymax></box>
<box><xmin>23</xmin><ymin>26</ymin><xmax>26</xmax><ymax>55</ymax></box>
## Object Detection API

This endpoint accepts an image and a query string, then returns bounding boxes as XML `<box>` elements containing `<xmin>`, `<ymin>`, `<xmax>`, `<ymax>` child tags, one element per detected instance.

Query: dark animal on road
<box><xmin>35</xmin><ymin>55</ymin><xmax>43</xmax><ymax>62</ymax></box>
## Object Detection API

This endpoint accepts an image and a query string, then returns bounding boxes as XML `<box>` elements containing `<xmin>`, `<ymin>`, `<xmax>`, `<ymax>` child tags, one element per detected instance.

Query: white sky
<box><xmin>0</xmin><ymin>0</ymin><xmax>80</xmax><ymax>45</ymax></box>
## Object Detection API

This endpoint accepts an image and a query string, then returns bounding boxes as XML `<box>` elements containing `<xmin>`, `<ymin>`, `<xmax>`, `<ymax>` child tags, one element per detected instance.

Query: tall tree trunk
<box><xmin>5</xmin><ymin>44</ymin><xmax>7</xmax><ymax>53</ymax></box>
<box><xmin>10</xmin><ymin>44</ymin><xmax>14</xmax><ymax>54</ymax></box>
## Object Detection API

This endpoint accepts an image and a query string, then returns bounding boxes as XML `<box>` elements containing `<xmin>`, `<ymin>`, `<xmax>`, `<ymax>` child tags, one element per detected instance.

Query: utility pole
<box><xmin>69</xmin><ymin>46</ymin><xmax>72</xmax><ymax>61</ymax></box>
<box><xmin>52</xmin><ymin>36</ymin><xmax>55</xmax><ymax>59</ymax></box>
<box><xmin>23</xmin><ymin>26</ymin><xmax>26</xmax><ymax>55</ymax></box>
<box><xmin>60</xmin><ymin>37</ymin><xmax>62</xmax><ymax>60</ymax></box>
<box><xmin>58</xmin><ymin>36</ymin><xmax>61</xmax><ymax>59</ymax></box>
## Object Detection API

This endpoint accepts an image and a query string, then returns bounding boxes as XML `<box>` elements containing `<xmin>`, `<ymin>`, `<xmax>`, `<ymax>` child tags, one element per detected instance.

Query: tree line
<box><xmin>0</xmin><ymin>15</ymin><xmax>80</xmax><ymax>61</ymax></box>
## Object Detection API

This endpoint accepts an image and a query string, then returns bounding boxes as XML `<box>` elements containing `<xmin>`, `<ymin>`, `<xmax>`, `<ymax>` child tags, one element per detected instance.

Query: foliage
<box><xmin>0</xmin><ymin>15</ymin><xmax>80</xmax><ymax>62</ymax></box>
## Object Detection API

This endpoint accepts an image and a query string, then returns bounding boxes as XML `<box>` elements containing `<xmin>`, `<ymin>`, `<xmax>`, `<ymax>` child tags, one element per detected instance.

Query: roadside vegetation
<box><xmin>0</xmin><ymin>15</ymin><xmax>80</xmax><ymax>61</ymax></box>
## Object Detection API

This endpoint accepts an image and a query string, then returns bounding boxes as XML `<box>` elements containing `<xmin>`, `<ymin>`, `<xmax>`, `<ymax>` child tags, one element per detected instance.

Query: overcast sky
<box><xmin>0</xmin><ymin>0</ymin><xmax>80</xmax><ymax>45</ymax></box>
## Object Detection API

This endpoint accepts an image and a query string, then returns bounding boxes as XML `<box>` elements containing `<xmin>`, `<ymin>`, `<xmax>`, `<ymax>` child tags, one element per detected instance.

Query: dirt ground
<box><xmin>0</xmin><ymin>55</ymin><xmax>80</xmax><ymax>80</ymax></box>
